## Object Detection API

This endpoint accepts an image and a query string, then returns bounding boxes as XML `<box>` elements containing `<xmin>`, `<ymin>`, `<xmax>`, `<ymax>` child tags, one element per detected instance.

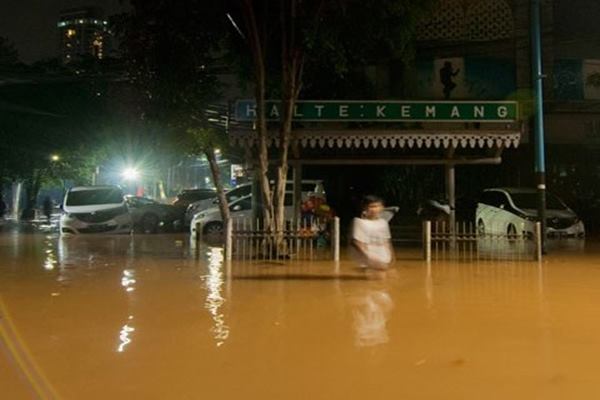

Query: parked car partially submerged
<box><xmin>185</xmin><ymin>183</ymin><xmax>252</xmax><ymax>227</ymax></box>
<box><xmin>172</xmin><ymin>188</ymin><xmax>217</xmax><ymax>210</ymax></box>
<box><xmin>476</xmin><ymin>188</ymin><xmax>585</xmax><ymax>238</ymax></box>
<box><xmin>185</xmin><ymin>180</ymin><xmax>326</xmax><ymax>227</ymax></box>
<box><xmin>60</xmin><ymin>186</ymin><xmax>132</xmax><ymax>235</ymax></box>
<box><xmin>125</xmin><ymin>195</ymin><xmax>182</xmax><ymax>233</ymax></box>
<box><xmin>190</xmin><ymin>194</ymin><xmax>296</xmax><ymax>238</ymax></box>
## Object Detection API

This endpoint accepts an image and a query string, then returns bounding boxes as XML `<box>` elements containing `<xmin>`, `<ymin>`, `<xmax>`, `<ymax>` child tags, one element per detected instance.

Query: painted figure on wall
<box><xmin>439</xmin><ymin>61</ymin><xmax>461</xmax><ymax>99</ymax></box>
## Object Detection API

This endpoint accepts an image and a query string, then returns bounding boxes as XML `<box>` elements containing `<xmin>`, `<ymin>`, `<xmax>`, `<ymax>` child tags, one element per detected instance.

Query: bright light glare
<box><xmin>51</xmin><ymin>154</ymin><xmax>60</xmax><ymax>162</ymax></box>
<box><xmin>121</xmin><ymin>167</ymin><xmax>140</xmax><ymax>181</ymax></box>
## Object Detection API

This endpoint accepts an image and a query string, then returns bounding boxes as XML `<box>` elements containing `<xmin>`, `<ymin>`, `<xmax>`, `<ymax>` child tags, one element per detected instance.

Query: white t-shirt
<box><xmin>352</xmin><ymin>217</ymin><xmax>392</xmax><ymax>264</ymax></box>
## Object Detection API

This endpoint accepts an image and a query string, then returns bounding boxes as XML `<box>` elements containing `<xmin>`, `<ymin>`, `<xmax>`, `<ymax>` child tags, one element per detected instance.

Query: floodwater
<box><xmin>1</xmin><ymin>229</ymin><xmax>600</xmax><ymax>399</ymax></box>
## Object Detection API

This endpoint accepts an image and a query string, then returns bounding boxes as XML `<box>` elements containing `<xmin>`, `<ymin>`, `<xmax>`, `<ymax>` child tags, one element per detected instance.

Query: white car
<box><xmin>476</xmin><ymin>188</ymin><xmax>584</xmax><ymax>238</ymax></box>
<box><xmin>60</xmin><ymin>186</ymin><xmax>133</xmax><ymax>235</ymax></box>
<box><xmin>190</xmin><ymin>194</ymin><xmax>295</xmax><ymax>237</ymax></box>
<box><xmin>185</xmin><ymin>180</ymin><xmax>325</xmax><ymax>226</ymax></box>
<box><xmin>185</xmin><ymin>183</ymin><xmax>252</xmax><ymax>226</ymax></box>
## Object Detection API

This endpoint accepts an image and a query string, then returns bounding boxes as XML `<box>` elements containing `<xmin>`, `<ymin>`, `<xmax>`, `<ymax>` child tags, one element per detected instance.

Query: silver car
<box><xmin>185</xmin><ymin>180</ymin><xmax>325</xmax><ymax>227</ymax></box>
<box><xmin>476</xmin><ymin>188</ymin><xmax>584</xmax><ymax>238</ymax></box>
<box><xmin>190</xmin><ymin>194</ymin><xmax>296</xmax><ymax>238</ymax></box>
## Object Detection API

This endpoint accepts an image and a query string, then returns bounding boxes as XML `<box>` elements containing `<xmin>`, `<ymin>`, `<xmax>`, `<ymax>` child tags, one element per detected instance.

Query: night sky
<box><xmin>0</xmin><ymin>0</ymin><xmax>128</xmax><ymax>63</ymax></box>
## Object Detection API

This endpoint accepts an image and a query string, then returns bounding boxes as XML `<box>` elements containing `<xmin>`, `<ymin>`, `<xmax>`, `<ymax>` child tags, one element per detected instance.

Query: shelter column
<box><xmin>445</xmin><ymin>164</ymin><xmax>456</xmax><ymax>238</ymax></box>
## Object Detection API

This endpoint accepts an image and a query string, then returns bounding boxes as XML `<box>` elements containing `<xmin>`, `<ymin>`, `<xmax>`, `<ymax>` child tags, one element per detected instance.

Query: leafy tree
<box><xmin>0</xmin><ymin>37</ymin><xmax>19</xmax><ymax>66</ymax></box>
<box><xmin>0</xmin><ymin>62</ymin><xmax>120</xmax><ymax>217</ymax></box>
<box><xmin>0</xmin><ymin>34</ymin><xmax>179</xmax><ymax>218</ymax></box>
<box><xmin>116</xmin><ymin>0</ymin><xmax>233</xmax><ymax>220</ymax></box>
<box><xmin>115</xmin><ymin>0</ymin><xmax>434</xmax><ymax>245</ymax></box>
<box><xmin>226</xmin><ymin>0</ymin><xmax>434</xmax><ymax>251</ymax></box>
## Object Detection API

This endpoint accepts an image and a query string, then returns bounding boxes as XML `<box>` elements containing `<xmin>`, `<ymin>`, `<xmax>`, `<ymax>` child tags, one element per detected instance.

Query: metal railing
<box><xmin>215</xmin><ymin>217</ymin><xmax>340</xmax><ymax>262</ymax></box>
<box><xmin>423</xmin><ymin>220</ymin><xmax>542</xmax><ymax>262</ymax></box>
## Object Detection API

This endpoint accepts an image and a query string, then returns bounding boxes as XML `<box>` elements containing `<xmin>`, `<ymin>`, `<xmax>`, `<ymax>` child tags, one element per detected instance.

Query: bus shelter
<box><xmin>229</xmin><ymin>100</ymin><xmax>521</xmax><ymax>228</ymax></box>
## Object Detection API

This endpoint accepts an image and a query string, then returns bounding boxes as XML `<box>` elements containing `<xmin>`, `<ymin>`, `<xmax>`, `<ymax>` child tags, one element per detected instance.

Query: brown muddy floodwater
<box><xmin>1</xmin><ymin>230</ymin><xmax>599</xmax><ymax>399</ymax></box>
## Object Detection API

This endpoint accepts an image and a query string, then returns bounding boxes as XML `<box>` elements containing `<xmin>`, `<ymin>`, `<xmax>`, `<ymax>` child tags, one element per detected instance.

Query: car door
<box><xmin>491</xmin><ymin>191</ymin><xmax>514</xmax><ymax>234</ymax></box>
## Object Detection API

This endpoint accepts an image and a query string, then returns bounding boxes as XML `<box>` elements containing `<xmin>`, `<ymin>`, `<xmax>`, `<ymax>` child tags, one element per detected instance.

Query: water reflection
<box><xmin>43</xmin><ymin>235</ymin><xmax>58</xmax><ymax>271</ymax></box>
<box><xmin>117</xmin><ymin>248</ymin><xmax>136</xmax><ymax>352</ymax></box>
<box><xmin>117</xmin><ymin>316</ymin><xmax>135</xmax><ymax>353</ymax></box>
<box><xmin>425</xmin><ymin>261</ymin><xmax>434</xmax><ymax>309</ymax></box>
<box><xmin>56</xmin><ymin>235</ymin><xmax>135</xmax><ymax>266</ymax></box>
<box><xmin>121</xmin><ymin>269</ymin><xmax>136</xmax><ymax>293</ymax></box>
<box><xmin>350</xmin><ymin>289</ymin><xmax>394</xmax><ymax>347</ymax></box>
<box><xmin>203</xmin><ymin>247</ymin><xmax>230</xmax><ymax>347</ymax></box>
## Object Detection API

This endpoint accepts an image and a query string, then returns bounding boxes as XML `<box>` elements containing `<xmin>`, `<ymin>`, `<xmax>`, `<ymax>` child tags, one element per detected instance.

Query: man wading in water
<box><xmin>352</xmin><ymin>195</ymin><xmax>395</xmax><ymax>270</ymax></box>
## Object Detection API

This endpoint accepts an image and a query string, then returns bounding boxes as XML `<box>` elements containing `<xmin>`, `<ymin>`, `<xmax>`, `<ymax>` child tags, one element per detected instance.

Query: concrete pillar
<box><xmin>445</xmin><ymin>164</ymin><xmax>456</xmax><ymax>238</ymax></box>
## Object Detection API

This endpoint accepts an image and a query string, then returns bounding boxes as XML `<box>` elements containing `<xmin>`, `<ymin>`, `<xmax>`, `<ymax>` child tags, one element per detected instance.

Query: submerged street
<box><xmin>1</xmin><ymin>228</ymin><xmax>599</xmax><ymax>399</ymax></box>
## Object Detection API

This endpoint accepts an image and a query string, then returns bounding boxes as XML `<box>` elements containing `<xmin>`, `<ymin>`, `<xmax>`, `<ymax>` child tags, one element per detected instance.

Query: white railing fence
<box><xmin>423</xmin><ymin>220</ymin><xmax>542</xmax><ymax>262</ymax></box>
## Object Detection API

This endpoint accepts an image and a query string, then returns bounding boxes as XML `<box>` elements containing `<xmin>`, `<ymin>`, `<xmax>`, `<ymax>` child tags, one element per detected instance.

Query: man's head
<box><xmin>362</xmin><ymin>195</ymin><xmax>384</xmax><ymax>219</ymax></box>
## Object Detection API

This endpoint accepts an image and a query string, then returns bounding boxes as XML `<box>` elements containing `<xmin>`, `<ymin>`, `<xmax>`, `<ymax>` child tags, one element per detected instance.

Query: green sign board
<box><xmin>235</xmin><ymin>100</ymin><xmax>519</xmax><ymax>122</ymax></box>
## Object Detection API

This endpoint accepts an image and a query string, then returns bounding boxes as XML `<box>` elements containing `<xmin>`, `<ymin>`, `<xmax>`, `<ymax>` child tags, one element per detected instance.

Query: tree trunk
<box><xmin>242</xmin><ymin>0</ymin><xmax>274</xmax><ymax>233</ymax></box>
<box><xmin>273</xmin><ymin>0</ymin><xmax>303</xmax><ymax>254</ymax></box>
<box><xmin>204</xmin><ymin>150</ymin><xmax>230</xmax><ymax>222</ymax></box>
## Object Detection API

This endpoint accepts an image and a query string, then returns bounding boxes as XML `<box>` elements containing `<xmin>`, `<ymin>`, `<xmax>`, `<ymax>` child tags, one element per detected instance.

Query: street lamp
<box><xmin>50</xmin><ymin>154</ymin><xmax>60</xmax><ymax>162</ymax></box>
<box><xmin>121</xmin><ymin>167</ymin><xmax>140</xmax><ymax>181</ymax></box>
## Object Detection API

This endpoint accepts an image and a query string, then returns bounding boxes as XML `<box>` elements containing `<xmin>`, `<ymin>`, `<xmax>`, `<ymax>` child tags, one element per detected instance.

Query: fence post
<box><xmin>225</xmin><ymin>218</ymin><xmax>233</xmax><ymax>262</ymax></box>
<box><xmin>534</xmin><ymin>222</ymin><xmax>542</xmax><ymax>261</ymax></box>
<box><xmin>423</xmin><ymin>220</ymin><xmax>432</xmax><ymax>262</ymax></box>
<box><xmin>332</xmin><ymin>217</ymin><xmax>340</xmax><ymax>262</ymax></box>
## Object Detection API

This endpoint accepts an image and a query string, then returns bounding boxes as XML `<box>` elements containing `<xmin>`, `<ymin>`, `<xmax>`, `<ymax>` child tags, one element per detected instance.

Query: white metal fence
<box><xmin>423</xmin><ymin>220</ymin><xmax>543</xmax><ymax>262</ymax></box>
<box><xmin>211</xmin><ymin>217</ymin><xmax>340</xmax><ymax>262</ymax></box>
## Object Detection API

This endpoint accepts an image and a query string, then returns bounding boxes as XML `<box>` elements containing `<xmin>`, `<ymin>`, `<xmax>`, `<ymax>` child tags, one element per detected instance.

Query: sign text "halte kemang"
<box><xmin>235</xmin><ymin>100</ymin><xmax>519</xmax><ymax>122</ymax></box>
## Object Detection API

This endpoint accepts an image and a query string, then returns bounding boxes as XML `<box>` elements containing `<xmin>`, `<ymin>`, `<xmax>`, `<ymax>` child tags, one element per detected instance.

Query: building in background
<box><xmin>57</xmin><ymin>7</ymin><xmax>110</xmax><ymax>64</ymax></box>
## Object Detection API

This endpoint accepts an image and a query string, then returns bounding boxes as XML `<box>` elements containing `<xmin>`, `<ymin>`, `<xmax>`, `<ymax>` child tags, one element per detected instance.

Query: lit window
<box><xmin>66</xmin><ymin>29</ymin><xmax>76</xmax><ymax>38</ymax></box>
<box><xmin>93</xmin><ymin>37</ymin><xmax>104</xmax><ymax>59</ymax></box>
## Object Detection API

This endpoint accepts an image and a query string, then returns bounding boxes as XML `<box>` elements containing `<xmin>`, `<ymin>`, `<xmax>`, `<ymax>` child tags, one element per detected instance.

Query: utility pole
<box><xmin>531</xmin><ymin>0</ymin><xmax>547</xmax><ymax>252</ymax></box>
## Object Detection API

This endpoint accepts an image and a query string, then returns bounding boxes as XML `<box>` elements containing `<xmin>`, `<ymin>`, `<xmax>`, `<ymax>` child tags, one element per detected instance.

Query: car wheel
<box><xmin>477</xmin><ymin>219</ymin><xmax>485</xmax><ymax>235</ymax></box>
<box><xmin>203</xmin><ymin>222</ymin><xmax>223</xmax><ymax>236</ymax></box>
<box><xmin>141</xmin><ymin>213</ymin><xmax>160</xmax><ymax>234</ymax></box>
<box><xmin>507</xmin><ymin>224</ymin><xmax>517</xmax><ymax>241</ymax></box>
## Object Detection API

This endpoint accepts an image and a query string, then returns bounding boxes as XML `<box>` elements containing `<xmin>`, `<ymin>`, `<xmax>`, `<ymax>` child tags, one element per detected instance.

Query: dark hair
<box><xmin>361</xmin><ymin>195</ymin><xmax>384</xmax><ymax>210</ymax></box>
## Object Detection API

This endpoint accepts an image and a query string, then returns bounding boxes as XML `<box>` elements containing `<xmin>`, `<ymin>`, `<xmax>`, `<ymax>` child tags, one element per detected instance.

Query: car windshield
<box><xmin>66</xmin><ymin>188</ymin><xmax>123</xmax><ymax>206</ymax></box>
<box><xmin>510</xmin><ymin>192</ymin><xmax>566</xmax><ymax>210</ymax></box>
